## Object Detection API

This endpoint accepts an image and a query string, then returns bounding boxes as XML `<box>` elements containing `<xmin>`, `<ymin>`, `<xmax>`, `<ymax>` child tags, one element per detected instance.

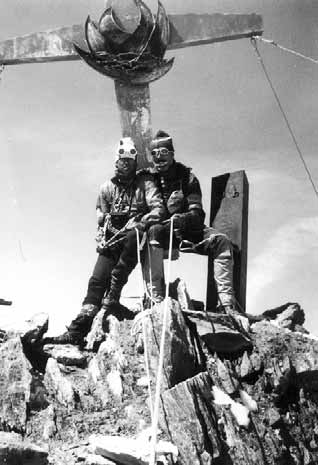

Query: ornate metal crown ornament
<box><xmin>73</xmin><ymin>0</ymin><xmax>174</xmax><ymax>85</ymax></box>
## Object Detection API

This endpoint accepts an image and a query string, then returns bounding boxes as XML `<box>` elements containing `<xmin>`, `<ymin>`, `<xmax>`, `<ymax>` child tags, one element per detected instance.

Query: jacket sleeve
<box><xmin>140</xmin><ymin>175</ymin><xmax>166</xmax><ymax>225</ymax></box>
<box><xmin>96</xmin><ymin>181</ymin><xmax>112</xmax><ymax>215</ymax></box>
<box><xmin>178</xmin><ymin>171</ymin><xmax>205</xmax><ymax>232</ymax></box>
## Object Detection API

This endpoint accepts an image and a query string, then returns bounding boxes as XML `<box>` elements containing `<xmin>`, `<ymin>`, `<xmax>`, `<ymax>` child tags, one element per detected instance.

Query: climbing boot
<box><xmin>43</xmin><ymin>303</ymin><xmax>99</xmax><ymax>347</ymax></box>
<box><xmin>44</xmin><ymin>330</ymin><xmax>84</xmax><ymax>346</ymax></box>
<box><xmin>102</xmin><ymin>277</ymin><xmax>122</xmax><ymax>309</ymax></box>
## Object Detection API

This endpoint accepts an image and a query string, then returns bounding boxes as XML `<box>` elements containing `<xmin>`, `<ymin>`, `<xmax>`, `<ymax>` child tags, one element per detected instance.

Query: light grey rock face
<box><xmin>88</xmin><ymin>316</ymin><xmax>126</xmax><ymax>406</ymax></box>
<box><xmin>44</xmin><ymin>358</ymin><xmax>75</xmax><ymax>409</ymax></box>
<box><xmin>0</xmin><ymin>431</ymin><xmax>48</xmax><ymax>465</ymax></box>
<box><xmin>89</xmin><ymin>435</ymin><xmax>147</xmax><ymax>465</ymax></box>
<box><xmin>42</xmin><ymin>405</ymin><xmax>57</xmax><ymax>440</ymax></box>
<box><xmin>146</xmin><ymin>298</ymin><xmax>202</xmax><ymax>390</ymax></box>
<box><xmin>0</xmin><ymin>337</ymin><xmax>32</xmax><ymax>433</ymax></box>
<box><xmin>160</xmin><ymin>372</ymin><xmax>222</xmax><ymax>465</ymax></box>
<box><xmin>43</xmin><ymin>344</ymin><xmax>87</xmax><ymax>367</ymax></box>
<box><xmin>216</xmin><ymin>357</ymin><xmax>239</xmax><ymax>395</ymax></box>
<box><xmin>189</xmin><ymin>312</ymin><xmax>253</xmax><ymax>355</ymax></box>
<box><xmin>85</xmin><ymin>309</ymin><xmax>107</xmax><ymax>352</ymax></box>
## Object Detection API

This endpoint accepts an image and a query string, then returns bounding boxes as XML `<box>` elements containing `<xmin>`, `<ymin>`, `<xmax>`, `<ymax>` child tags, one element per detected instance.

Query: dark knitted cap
<box><xmin>150</xmin><ymin>130</ymin><xmax>174</xmax><ymax>152</ymax></box>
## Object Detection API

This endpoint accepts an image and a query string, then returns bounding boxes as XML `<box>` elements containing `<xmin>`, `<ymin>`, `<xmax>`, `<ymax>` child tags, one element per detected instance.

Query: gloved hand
<box><xmin>132</xmin><ymin>221</ymin><xmax>147</xmax><ymax>234</ymax></box>
<box><xmin>124</xmin><ymin>216</ymin><xmax>146</xmax><ymax>233</ymax></box>
<box><xmin>171</xmin><ymin>213</ymin><xmax>186</xmax><ymax>230</ymax></box>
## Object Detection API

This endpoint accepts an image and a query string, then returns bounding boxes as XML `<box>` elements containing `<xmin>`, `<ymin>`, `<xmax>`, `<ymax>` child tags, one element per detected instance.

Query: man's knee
<box><xmin>208</xmin><ymin>232</ymin><xmax>233</xmax><ymax>259</ymax></box>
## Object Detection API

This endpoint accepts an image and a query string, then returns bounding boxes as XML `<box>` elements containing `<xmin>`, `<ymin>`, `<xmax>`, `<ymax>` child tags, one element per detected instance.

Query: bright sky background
<box><xmin>0</xmin><ymin>0</ymin><xmax>318</xmax><ymax>334</ymax></box>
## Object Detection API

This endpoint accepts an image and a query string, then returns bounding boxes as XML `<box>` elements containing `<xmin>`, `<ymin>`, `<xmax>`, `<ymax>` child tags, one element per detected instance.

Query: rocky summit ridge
<box><xmin>0</xmin><ymin>279</ymin><xmax>317</xmax><ymax>465</ymax></box>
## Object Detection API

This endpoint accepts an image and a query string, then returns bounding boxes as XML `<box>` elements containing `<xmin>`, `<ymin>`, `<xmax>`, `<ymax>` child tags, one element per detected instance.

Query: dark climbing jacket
<box><xmin>141</xmin><ymin>161</ymin><xmax>206</xmax><ymax>242</ymax></box>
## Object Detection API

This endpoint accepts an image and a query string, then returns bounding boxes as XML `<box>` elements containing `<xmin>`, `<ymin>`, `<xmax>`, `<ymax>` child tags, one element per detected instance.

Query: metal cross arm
<box><xmin>0</xmin><ymin>13</ymin><xmax>263</xmax><ymax>66</ymax></box>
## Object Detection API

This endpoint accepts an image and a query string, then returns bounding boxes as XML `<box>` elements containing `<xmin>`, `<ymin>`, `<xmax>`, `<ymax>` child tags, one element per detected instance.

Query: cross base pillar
<box><xmin>206</xmin><ymin>170</ymin><xmax>249</xmax><ymax>312</ymax></box>
<box><xmin>114</xmin><ymin>80</ymin><xmax>152</xmax><ymax>169</ymax></box>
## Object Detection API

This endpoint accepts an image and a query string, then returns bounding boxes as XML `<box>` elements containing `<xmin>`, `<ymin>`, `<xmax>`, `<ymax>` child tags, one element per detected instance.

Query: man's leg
<box><xmin>103</xmin><ymin>229</ymin><xmax>140</xmax><ymax>311</ymax></box>
<box><xmin>46</xmin><ymin>254</ymin><xmax>115</xmax><ymax>345</ymax></box>
<box><xmin>191</xmin><ymin>228</ymin><xmax>235</xmax><ymax>310</ymax></box>
<box><xmin>142</xmin><ymin>224</ymin><xmax>169</xmax><ymax>303</ymax></box>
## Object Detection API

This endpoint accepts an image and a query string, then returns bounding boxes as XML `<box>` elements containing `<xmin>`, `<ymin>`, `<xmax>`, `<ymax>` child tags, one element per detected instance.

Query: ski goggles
<box><xmin>116</xmin><ymin>147</ymin><xmax>137</xmax><ymax>160</ymax></box>
<box><xmin>151</xmin><ymin>147</ymin><xmax>173</xmax><ymax>157</ymax></box>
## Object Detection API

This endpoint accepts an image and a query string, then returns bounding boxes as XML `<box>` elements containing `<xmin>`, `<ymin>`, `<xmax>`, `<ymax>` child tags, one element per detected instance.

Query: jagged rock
<box><xmin>145</xmin><ymin>298</ymin><xmax>202</xmax><ymax>390</ymax></box>
<box><xmin>29</xmin><ymin>370</ymin><xmax>49</xmax><ymax>410</ymax></box>
<box><xmin>42</xmin><ymin>405</ymin><xmax>57</xmax><ymax>440</ymax></box>
<box><xmin>88</xmin><ymin>316</ymin><xmax>126</xmax><ymax>405</ymax></box>
<box><xmin>44</xmin><ymin>358</ymin><xmax>75</xmax><ymax>408</ymax></box>
<box><xmin>0</xmin><ymin>431</ymin><xmax>48</xmax><ymax>464</ymax></box>
<box><xmin>265</xmin><ymin>407</ymin><xmax>281</xmax><ymax>427</ymax></box>
<box><xmin>160</xmin><ymin>372</ymin><xmax>223</xmax><ymax>464</ymax></box>
<box><xmin>89</xmin><ymin>434</ymin><xmax>178</xmax><ymax>465</ymax></box>
<box><xmin>188</xmin><ymin>311</ymin><xmax>252</xmax><ymax>355</ymax></box>
<box><xmin>250</xmin><ymin>351</ymin><xmax>263</xmax><ymax>373</ymax></box>
<box><xmin>175</xmin><ymin>278</ymin><xmax>194</xmax><ymax>312</ymax></box>
<box><xmin>0</xmin><ymin>329</ymin><xmax>8</xmax><ymax>344</ymax></box>
<box><xmin>89</xmin><ymin>435</ymin><xmax>147</xmax><ymax>465</ymax></box>
<box><xmin>239</xmin><ymin>351</ymin><xmax>253</xmax><ymax>379</ymax></box>
<box><xmin>239</xmin><ymin>390</ymin><xmax>258</xmax><ymax>412</ymax></box>
<box><xmin>0</xmin><ymin>337</ymin><xmax>32</xmax><ymax>433</ymax></box>
<box><xmin>216</xmin><ymin>357</ymin><xmax>239</xmax><ymax>394</ymax></box>
<box><xmin>43</xmin><ymin>344</ymin><xmax>87</xmax><ymax>367</ymax></box>
<box><xmin>275</xmin><ymin>304</ymin><xmax>305</xmax><ymax>330</ymax></box>
<box><xmin>85</xmin><ymin>309</ymin><xmax>107</xmax><ymax>352</ymax></box>
<box><xmin>262</xmin><ymin>302</ymin><xmax>305</xmax><ymax>329</ymax></box>
<box><xmin>20</xmin><ymin>313</ymin><xmax>49</xmax><ymax>344</ymax></box>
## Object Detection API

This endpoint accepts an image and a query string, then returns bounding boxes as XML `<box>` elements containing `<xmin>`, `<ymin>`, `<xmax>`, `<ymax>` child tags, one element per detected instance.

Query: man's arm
<box><xmin>173</xmin><ymin>171</ymin><xmax>205</xmax><ymax>232</ymax></box>
<box><xmin>140</xmin><ymin>174</ymin><xmax>166</xmax><ymax>226</ymax></box>
<box><xmin>96</xmin><ymin>182</ymin><xmax>111</xmax><ymax>226</ymax></box>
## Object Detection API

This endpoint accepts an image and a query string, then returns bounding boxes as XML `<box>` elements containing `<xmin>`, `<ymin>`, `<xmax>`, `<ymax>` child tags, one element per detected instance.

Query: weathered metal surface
<box><xmin>115</xmin><ymin>80</ymin><xmax>152</xmax><ymax>168</ymax></box>
<box><xmin>0</xmin><ymin>13</ymin><xmax>263</xmax><ymax>65</ymax></box>
<box><xmin>206</xmin><ymin>170</ymin><xmax>249</xmax><ymax>312</ymax></box>
<box><xmin>168</xmin><ymin>12</ymin><xmax>263</xmax><ymax>49</ymax></box>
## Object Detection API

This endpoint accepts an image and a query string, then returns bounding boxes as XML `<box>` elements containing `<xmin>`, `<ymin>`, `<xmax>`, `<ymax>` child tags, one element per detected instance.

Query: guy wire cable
<box><xmin>251</xmin><ymin>37</ymin><xmax>318</xmax><ymax>199</ymax></box>
<box><xmin>254</xmin><ymin>36</ymin><xmax>318</xmax><ymax>66</ymax></box>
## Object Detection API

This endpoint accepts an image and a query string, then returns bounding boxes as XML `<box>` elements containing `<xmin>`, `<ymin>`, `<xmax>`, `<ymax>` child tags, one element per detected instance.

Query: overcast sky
<box><xmin>0</xmin><ymin>0</ymin><xmax>317</xmax><ymax>334</ymax></box>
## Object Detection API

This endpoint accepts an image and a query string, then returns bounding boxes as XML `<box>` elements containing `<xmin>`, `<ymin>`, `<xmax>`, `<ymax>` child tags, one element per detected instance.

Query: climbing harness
<box><xmin>149</xmin><ymin>216</ymin><xmax>174</xmax><ymax>465</ymax></box>
<box><xmin>251</xmin><ymin>37</ymin><xmax>318</xmax><ymax>199</ymax></box>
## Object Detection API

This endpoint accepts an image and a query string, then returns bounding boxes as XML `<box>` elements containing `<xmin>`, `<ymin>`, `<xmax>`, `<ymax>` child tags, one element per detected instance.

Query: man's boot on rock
<box><xmin>43</xmin><ymin>303</ymin><xmax>99</xmax><ymax>346</ymax></box>
<box><xmin>101</xmin><ymin>276</ymin><xmax>135</xmax><ymax>326</ymax></box>
<box><xmin>102</xmin><ymin>276</ymin><xmax>123</xmax><ymax>314</ymax></box>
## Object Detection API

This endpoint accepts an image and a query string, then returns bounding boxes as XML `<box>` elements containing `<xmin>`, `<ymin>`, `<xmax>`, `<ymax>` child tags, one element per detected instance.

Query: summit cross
<box><xmin>0</xmin><ymin>1</ymin><xmax>263</xmax><ymax>167</ymax></box>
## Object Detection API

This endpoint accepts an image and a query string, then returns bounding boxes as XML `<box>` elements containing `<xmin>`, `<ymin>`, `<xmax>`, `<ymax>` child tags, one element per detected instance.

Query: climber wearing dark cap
<box><xmin>143</xmin><ymin>130</ymin><xmax>236</xmax><ymax>312</ymax></box>
<box><xmin>46</xmin><ymin>137</ymin><xmax>165</xmax><ymax>346</ymax></box>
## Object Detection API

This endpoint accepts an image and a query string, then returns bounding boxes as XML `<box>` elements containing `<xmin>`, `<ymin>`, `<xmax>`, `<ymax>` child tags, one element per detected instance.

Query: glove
<box><xmin>167</xmin><ymin>190</ymin><xmax>185</xmax><ymax>215</ymax></box>
<box><xmin>132</xmin><ymin>221</ymin><xmax>147</xmax><ymax>233</ymax></box>
<box><xmin>171</xmin><ymin>213</ymin><xmax>186</xmax><ymax>230</ymax></box>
